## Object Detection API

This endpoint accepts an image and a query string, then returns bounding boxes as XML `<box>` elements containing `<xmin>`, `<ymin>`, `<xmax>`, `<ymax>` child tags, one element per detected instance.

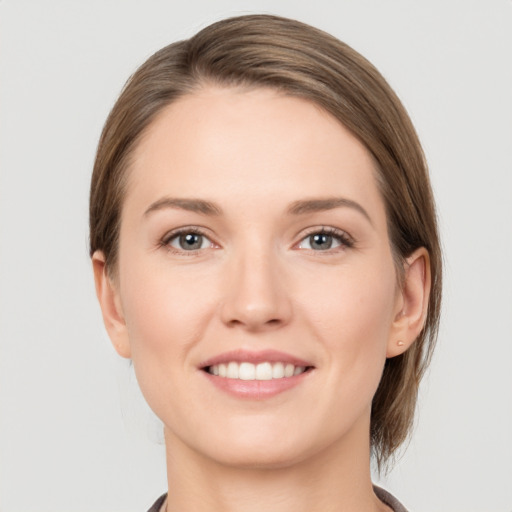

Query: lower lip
<box><xmin>202</xmin><ymin>370</ymin><xmax>311</xmax><ymax>400</ymax></box>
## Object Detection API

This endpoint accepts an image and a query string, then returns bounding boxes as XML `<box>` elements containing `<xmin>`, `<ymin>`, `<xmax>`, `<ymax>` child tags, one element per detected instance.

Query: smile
<box><xmin>200</xmin><ymin>350</ymin><xmax>314</xmax><ymax>398</ymax></box>
<box><xmin>207</xmin><ymin>362</ymin><xmax>307</xmax><ymax>380</ymax></box>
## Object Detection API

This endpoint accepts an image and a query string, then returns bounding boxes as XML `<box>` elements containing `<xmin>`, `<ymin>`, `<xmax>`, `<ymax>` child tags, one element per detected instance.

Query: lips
<box><xmin>200</xmin><ymin>349</ymin><xmax>313</xmax><ymax>368</ymax></box>
<box><xmin>199</xmin><ymin>349</ymin><xmax>314</xmax><ymax>399</ymax></box>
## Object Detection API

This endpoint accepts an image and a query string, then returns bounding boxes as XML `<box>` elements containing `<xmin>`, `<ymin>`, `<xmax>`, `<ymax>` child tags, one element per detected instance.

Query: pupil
<box><xmin>311</xmin><ymin>234</ymin><xmax>332</xmax><ymax>250</ymax></box>
<box><xmin>180</xmin><ymin>233</ymin><xmax>202</xmax><ymax>250</ymax></box>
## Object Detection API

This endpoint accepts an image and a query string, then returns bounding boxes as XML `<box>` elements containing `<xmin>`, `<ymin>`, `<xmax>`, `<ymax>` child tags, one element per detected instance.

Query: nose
<box><xmin>220</xmin><ymin>245</ymin><xmax>293</xmax><ymax>332</ymax></box>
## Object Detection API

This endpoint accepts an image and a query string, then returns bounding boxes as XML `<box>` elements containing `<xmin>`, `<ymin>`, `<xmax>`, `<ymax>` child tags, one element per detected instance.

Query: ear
<box><xmin>387</xmin><ymin>247</ymin><xmax>431</xmax><ymax>358</ymax></box>
<box><xmin>92</xmin><ymin>251</ymin><xmax>131</xmax><ymax>358</ymax></box>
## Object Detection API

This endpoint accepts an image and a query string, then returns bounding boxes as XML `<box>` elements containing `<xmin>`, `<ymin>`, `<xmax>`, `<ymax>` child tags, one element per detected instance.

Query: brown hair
<box><xmin>90</xmin><ymin>14</ymin><xmax>442</xmax><ymax>469</ymax></box>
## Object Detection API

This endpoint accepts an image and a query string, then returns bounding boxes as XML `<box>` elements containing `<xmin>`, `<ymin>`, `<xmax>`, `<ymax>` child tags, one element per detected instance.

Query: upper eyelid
<box><xmin>300</xmin><ymin>225</ymin><xmax>348</xmax><ymax>235</ymax></box>
<box><xmin>296</xmin><ymin>226</ymin><xmax>354</xmax><ymax>242</ymax></box>
<box><xmin>159</xmin><ymin>225</ymin><xmax>354</xmax><ymax>249</ymax></box>
<box><xmin>160</xmin><ymin>227</ymin><xmax>218</xmax><ymax>255</ymax></box>
<box><xmin>162</xmin><ymin>225</ymin><xmax>214</xmax><ymax>242</ymax></box>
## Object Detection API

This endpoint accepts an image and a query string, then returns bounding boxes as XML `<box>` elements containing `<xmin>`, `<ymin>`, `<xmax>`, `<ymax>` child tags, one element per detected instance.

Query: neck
<box><xmin>163</xmin><ymin>418</ymin><xmax>389</xmax><ymax>512</ymax></box>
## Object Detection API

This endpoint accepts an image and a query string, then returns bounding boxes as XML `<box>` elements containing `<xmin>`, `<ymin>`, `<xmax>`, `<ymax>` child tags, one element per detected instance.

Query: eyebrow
<box><xmin>144</xmin><ymin>197</ymin><xmax>222</xmax><ymax>217</ymax></box>
<box><xmin>144</xmin><ymin>195</ymin><xmax>372</xmax><ymax>224</ymax></box>
<box><xmin>287</xmin><ymin>197</ymin><xmax>373</xmax><ymax>225</ymax></box>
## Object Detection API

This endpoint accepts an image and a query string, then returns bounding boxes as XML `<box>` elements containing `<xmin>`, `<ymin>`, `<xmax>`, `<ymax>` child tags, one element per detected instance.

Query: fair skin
<box><xmin>93</xmin><ymin>87</ymin><xmax>430</xmax><ymax>512</ymax></box>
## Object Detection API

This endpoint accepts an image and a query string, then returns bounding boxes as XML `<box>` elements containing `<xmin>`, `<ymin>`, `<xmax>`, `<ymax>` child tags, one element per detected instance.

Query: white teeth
<box><xmin>272</xmin><ymin>362</ymin><xmax>284</xmax><ymax>379</ymax></box>
<box><xmin>208</xmin><ymin>361</ymin><xmax>308</xmax><ymax>380</ymax></box>
<box><xmin>227</xmin><ymin>362</ymin><xmax>239</xmax><ymax>379</ymax></box>
<box><xmin>256</xmin><ymin>362</ymin><xmax>273</xmax><ymax>380</ymax></box>
<box><xmin>293</xmin><ymin>366</ymin><xmax>305</xmax><ymax>376</ymax></box>
<box><xmin>284</xmin><ymin>363</ymin><xmax>295</xmax><ymax>378</ymax></box>
<box><xmin>239</xmin><ymin>362</ymin><xmax>256</xmax><ymax>380</ymax></box>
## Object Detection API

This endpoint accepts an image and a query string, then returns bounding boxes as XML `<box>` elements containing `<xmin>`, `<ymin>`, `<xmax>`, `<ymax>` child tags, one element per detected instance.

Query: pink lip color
<box><xmin>202</xmin><ymin>369</ymin><xmax>311</xmax><ymax>400</ymax></box>
<box><xmin>199</xmin><ymin>349</ymin><xmax>312</xmax><ymax>368</ymax></box>
<box><xmin>199</xmin><ymin>349</ymin><xmax>314</xmax><ymax>400</ymax></box>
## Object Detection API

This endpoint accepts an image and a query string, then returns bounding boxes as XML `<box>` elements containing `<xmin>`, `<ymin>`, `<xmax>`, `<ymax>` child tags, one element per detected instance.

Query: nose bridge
<box><xmin>220</xmin><ymin>236</ymin><xmax>292</xmax><ymax>330</ymax></box>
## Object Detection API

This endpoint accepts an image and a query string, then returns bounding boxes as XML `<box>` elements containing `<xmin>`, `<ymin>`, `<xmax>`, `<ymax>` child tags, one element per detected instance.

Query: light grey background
<box><xmin>1</xmin><ymin>1</ymin><xmax>511</xmax><ymax>511</ymax></box>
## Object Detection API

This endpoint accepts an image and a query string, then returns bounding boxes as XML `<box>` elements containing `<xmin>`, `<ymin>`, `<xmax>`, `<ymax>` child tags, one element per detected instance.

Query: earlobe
<box><xmin>387</xmin><ymin>248</ymin><xmax>431</xmax><ymax>358</ymax></box>
<box><xmin>92</xmin><ymin>251</ymin><xmax>132</xmax><ymax>358</ymax></box>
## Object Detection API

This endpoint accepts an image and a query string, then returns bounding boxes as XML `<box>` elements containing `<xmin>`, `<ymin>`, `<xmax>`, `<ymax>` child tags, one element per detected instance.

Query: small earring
<box><xmin>397</xmin><ymin>340</ymin><xmax>405</xmax><ymax>346</ymax></box>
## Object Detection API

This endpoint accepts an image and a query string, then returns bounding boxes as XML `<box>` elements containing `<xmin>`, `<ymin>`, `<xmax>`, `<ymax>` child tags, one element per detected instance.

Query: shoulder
<box><xmin>146</xmin><ymin>493</ymin><xmax>167</xmax><ymax>512</ymax></box>
<box><xmin>147</xmin><ymin>489</ymin><xmax>407</xmax><ymax>512</ymax></box>
<box><xmin>373</xmin><ymin>485</ymin><xmax>409</xmax><ymax>512</ymax></box>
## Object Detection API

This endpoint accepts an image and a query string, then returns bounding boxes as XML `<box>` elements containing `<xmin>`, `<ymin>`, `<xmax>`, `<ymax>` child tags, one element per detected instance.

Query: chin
<box><xmin>190</xmin><ymin>420</ymin><xmax>330</xmax><ymax>471</ymax></box>
<box><xmin>205</xmin><ymin>442</ymin><xmax>310</xmax><ymax>470</ymax></box>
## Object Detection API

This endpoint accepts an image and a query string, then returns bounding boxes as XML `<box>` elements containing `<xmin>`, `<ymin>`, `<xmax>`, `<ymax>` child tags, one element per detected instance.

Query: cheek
<box><xmin>299</xmin><ymin>262</ymin><xmax>397</xmax><ymax>428</ymax></box>
<box><xmin>298</xmin><ymin>256</ymin><xmax>397</xmax><ymax>388</ymax></box>
<box><xmin>304</xmin><ymin>260</ymin><xmax>395</xmax><ymax>338</ymax></box>
<box><xmin>121</xmin><ymin>261</ymin><xmax>216</xmax><ymax>359</ymax></box>
<box><xmin>117</xmin><ymin>253</ymin><xmax>222</xmax><ymax>419</ymax></box>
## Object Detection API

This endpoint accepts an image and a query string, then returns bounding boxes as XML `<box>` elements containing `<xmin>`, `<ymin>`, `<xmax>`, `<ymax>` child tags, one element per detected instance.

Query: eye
<box><xmin>297</xmin><ymin>228</ymin><xmax>353</xmax><ymax>251</ymax></box>
<box><xmin>164</xmin><ymin>230</ymin><xmax>214</xmax><ymax>252</ymax></box>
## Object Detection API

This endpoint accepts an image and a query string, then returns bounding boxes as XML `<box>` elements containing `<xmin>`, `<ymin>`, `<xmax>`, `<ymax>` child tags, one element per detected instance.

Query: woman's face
<box><xmin>106</xmin><ymin>87</ymin><xmax>406</xmax><ymax>468</ymax></box>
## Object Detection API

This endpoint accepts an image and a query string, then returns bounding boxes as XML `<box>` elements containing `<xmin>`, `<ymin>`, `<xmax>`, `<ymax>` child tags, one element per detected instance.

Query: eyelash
<box><xmin>159</xmin><ymin>226</ymin><xmax>354</xmax><ymax>255</ymax></box>
<box><xmin>296</xmin><ymin>226</ymin><xmax>354</xmax><ymax>252</ymax></box>
<box><xmin>160</xmin><ymin>227</ymin><xmax>213</xmax><ymax>254</ymax></box>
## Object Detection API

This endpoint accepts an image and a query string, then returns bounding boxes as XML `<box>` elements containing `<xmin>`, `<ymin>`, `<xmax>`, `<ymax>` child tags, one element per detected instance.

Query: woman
<box><xmin>90</xmin><ymin>14</ymin><xmax>441</xmax><ymax>512</ymax></box>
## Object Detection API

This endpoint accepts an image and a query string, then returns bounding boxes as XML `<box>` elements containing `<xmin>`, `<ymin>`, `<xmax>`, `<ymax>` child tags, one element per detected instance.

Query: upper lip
<box><xmin>199</xmin><ymin>349</ymin><xmax>314</xmax><ymax>369</ymax></box>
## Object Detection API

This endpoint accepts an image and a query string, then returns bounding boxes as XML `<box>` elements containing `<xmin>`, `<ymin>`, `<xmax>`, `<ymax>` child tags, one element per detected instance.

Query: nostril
<box><xmin>226</xmin><ymin>319</ymin><xmax>243</xmax><ymax>328</ymax></box>
<box><xmin>226</xmin><ymin>317</ymin><xmax>281</xmax><ymax>328</ymax></box>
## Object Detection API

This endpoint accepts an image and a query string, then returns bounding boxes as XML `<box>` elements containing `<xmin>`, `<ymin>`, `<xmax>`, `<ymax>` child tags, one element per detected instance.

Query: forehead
<box><xmin>125</xmin><ymin>86</ymin><xmax>385</xmax><ymax>224</ymax></box>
